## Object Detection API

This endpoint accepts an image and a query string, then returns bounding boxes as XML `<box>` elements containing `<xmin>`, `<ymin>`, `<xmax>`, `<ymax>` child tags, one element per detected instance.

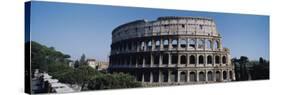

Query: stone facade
<box><xmin>109</xmin><ymin>16</ymin><xmax>235</xmax><ymax>86</ymax></box>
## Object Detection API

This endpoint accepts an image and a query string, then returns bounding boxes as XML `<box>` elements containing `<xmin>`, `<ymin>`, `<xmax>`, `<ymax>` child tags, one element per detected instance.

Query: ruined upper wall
<box><xmin>112</xmin><ymin>16</ymin><xmax>219</xmax><ymax>43</ymax></box>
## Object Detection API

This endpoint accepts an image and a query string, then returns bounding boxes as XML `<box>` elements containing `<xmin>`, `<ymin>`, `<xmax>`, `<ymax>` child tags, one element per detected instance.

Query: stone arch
<box><xmin>145</xmin><ymin>55</ymin><xmax>151</xmax><ymax>66</ymax></box>
<box><xmin>199</xmin><ymin>55</ymin><xmax>204</xmax><ymax>64</ymax></box>
<box><xmin>163</xmin><ymin>54</ymin><xmax>169</xmax><ymax>65</ymax></box>
<box><xmin>152</xmin><ymin>71</ymin><xmax>159</xmax><ymax>82</ymax></box>
<box><xmin>147</xmin><ymin>40</ymin><xmax>152</xmax><ymax>49</ymax></box>
<box><xmin>223</xmin><ymin>71</ymin><xmax>227</xmax><ymax>80</ymax></box>
<box><xmin>215</xmin><ymin>55</ymin><xmax>220</xmax><ymax>64</ymax></box>
<box><xmin>171</xmin><ymin>54</ymin><xmax>178</xmax><ymax>64</ymax></box>
<box><xmin>170</xmin><ymin>71</ymin><xmax>177</xmax><ymax>82</ymax></box>
<box><xmin>180</xmin><ymin>39</ymin><xmax>187</xmax><ymax>48</ymax></box>
<box><xmin>214</xmin><ymin>40</ymin><xmax>220</xmax><ymax>49</ymax></box>
<box><xmin>141</xmin><ymin>41</ymin><xmax>145</xmax><ymax>51</ymax></box>
<box><xmin>216</xmin><ymin>71</ymin><xmax>220</xmax><ymax>81</ymax></box>
<box><xmin>155</xmin><ymin>40</ymin><xmax>160</xmax><ymax>49</ymax></box>
<box><xmin>163</xmin><ymin>39</ymin><xmax>169</xmax><ymax>48</ymax></box>
<box><xmin>162</xmin><ymin>71</ymin><xmax>168</xmax><ymax>82</ymax></box>
<box><xmin>189</xmin><ymin>55</ymin><xmax>196</xmax><ymax>64</ymax></box>
<box><xmin>180</xmin><ymin>71</ymin><xmax>187</xmax><ymax>82</ymax></box>
<box><xmin>144</xmin><ymin>71</ymin><xmax>150</xmax><ymax>82</ymax></box>
<box><xmin>180</xmin><ymin>55</ymin><xmax>187</xmax><ymax>64</ymax></box>
<box><xmin>198</xmin><ymin>39</ymin><xmax>204</xmax><ymax>49</ymax></box>
<box><xmin>189</xmin><ymin>39</ymin><xmax>196</xmax><ymax>49</ymax></box>
<box><xmin>138</xmin><ymin>55</ymin><xmax>143</xmax><ymax>66</ymax></box>
<box><xmin>153</xmin><ymin>54</ymin><xmax>159</xmax><ymax>65</ymax></box>
<box><xmin>222</xmin><ymin>56</ymin><xmax>227</xmax><ymax>64</ymax></box>
<box><xmin>199</xmin><ymin>71</ymin><xmax>205</xmax><ymax>81</ymax></box>
<box><xmin>189</xmin><ymin>72</ymin><xmax>196</xmax><ymax>82</ymax></box>
<box><xmin>206</xmin><ymin>40</ymin><xmax>211</xmax><ymax>49</ymax></box>
<box><xmin>207</xmin><ymin>71</ymin><xmax>213</xmax><ymax>81</ymax></box>
<box><xmin>207</xmin><ymin>55</ymin><xmax>212</xmax><ymax>64</ymax></box>
<box><xmin>229</xmin><ymin>71</ymin><xmax>233</xmax><ymax>80</ymax></box>
<box><xmin>172</xmin><ymin>39</ymin><xmax>178</xmax><ymax>48</ymax></box>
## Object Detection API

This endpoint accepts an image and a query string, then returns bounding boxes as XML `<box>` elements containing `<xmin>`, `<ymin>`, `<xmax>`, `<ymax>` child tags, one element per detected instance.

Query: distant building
<box><xmin>86</xmin><ymin>59</ymin><xmax>109</xmax><ymax>71</ymax></box>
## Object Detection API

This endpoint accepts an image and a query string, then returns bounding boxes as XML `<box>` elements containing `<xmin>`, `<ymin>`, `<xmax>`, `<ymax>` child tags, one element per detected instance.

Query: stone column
<box><xmin>177</xmin><ymin>54</ymin><xmax>181</xmax><ymax>66</ymax></box>
<box><xmin>168</xmin><ymin>53</ymin><xmax>171</xmax><ymax>65</ymax></box>
<box><xmin>141</xmin><ymin>73</ymin><xmax>144</xmax><ymax>83</ymax></box>
<box><xmin>204</xmin><ymin>54</ymin><xmax>207</xmax><ymax>66</ymax></box>
<box><xmin>220</xmin><ymin>70</ymin><xmax>223</xmax><ymax>81</ymax></box>
<box><xmin>196</xmin><ymin>71</ymin><xmax>199</xmax><ymax>82</ymax></box>
<box><xmin>177</xmin><ymin>71</ymin><xmax>180</xmax><ymax>82</ymax></box>
<box><xmin>177</xmin><ymin>38</ymin><xmax>180</xmax><ymax>50</ymax></box>
<box><xmin>142</xmin><ymin>56</ymin><xmax>145</xmax><ymax>67</ymax></box>
<box><xmin>168</xmin><ymin>38</ymin><xmax>172</xmax><ymax>50</ymax></box>
<box><xmin>196</xmin><ymin>54</ymin><xmax>199</xmax><ymax>67</ymax></box>
<box><xmin>186</xmin><ymin>38</ymin><xmax>189</xmax><ymax>50</ymax></box>
<box><xmin>205</xmin><ymin>70</ymin><xmax>208</xmax><ymax>82</ymax></box>
<box><xmin>159</xmin><ymin>53</ymin><xmax>163</xmax><ymax>66</ymax></box>
<box><xmin>168</xmin><ymin>70</ymin><xmax>171</xmax><ymax>83</ymax></box>
<box><xmin>150</xmin><ymin>54</ymin><xmax>153</xmax><ymax>67</ymax></box>
<box><xmin>160</xmin><ymin>38</ymin><xmax>164</xmax><ymax>50</ymax></box>
<box><xmin>227</xmin><ymin>70</ymin><xmax>230</xmax><ymax>81</ymax></box>
<box><xmin>186</xmin><ymin>54</ymin><xmax>189</xmax><ymax>66</ymax></box>
<box><xmin>158</xmin><ymin>70</ymin><xmax>162</xmax><ymax>83</ymax></box>
<box><xmin>187</xmin><ymin>71</ymin><xmax>190</xmax><ymax>82</ymax></box>
<box><xmin>212</xmin><ymin>54</ymin><xmax>215</xmax><ymax>66</ymax></box>
<box><xmin>220</xmin><ymin>55</ymin><xmax>223</xmax><ymax>66</ymax></box>
<box><xmin>213</xmin><ymin>71</ymin><xmax>216</xmax><ymax>81</ymax></box>
<box><xmin>152</xmin><ymin>39</ymin><xmax>155</xmax><ymax>51</ymax></box>
<box><xmin>150</xmin><ymin>71</ymin><xmax>153</xmax><ymax>83</ymax></box>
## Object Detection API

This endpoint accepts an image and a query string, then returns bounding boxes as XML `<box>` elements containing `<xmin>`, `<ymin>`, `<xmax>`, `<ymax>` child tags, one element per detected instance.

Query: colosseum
<box><xmin>109</xmin><ymin>16</ymin><xmax>235</xmax><ymax>86</ymax></box>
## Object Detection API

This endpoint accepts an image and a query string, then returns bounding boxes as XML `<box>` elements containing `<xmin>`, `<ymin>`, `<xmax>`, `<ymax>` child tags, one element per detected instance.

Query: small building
<box><xmin>86</xmin><ymin>59</ymin><xmax>109</xmax><ymax>71</ymax></box>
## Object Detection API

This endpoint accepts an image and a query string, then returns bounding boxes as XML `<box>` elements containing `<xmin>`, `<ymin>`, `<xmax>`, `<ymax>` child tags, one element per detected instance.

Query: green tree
<box><xmin>87</xmin><ymin>73</ymin><xmax>141</xmax><ymax>90</ymax></box>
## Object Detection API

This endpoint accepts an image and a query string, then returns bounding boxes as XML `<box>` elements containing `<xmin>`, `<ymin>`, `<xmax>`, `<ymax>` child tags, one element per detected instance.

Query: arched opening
<box><xmin>170</xmin><ymin>71</ymin><xmax>177</xmax><ymax>82</ymax></box>
<box><xmin>199</xmin><ymin>72</ymin><xmax>205</xmax><ymax>81</ymax></box>
<box><xmin>153</xmin><ymin>55</ymin><xmax>159</xmax><ymax>65</ymax></box>
<box><xmin>223</xmin><ymin>71</ymin><xmax>227</xmax><ymax>80</ymax></box>
<box><xmin>222</xmin><ymin>56</ymin><xmax>227</xmax><ymax>64</ymax></box>
<box><xmin>163</xmin><ymin>39</ymin><xmax>169</xmax><ymax>49</ymax></box>
<box><xmin>199</xmin><ymin>55</ymin><xmax>204</xmax><ymax>64</ymax></box>
<box><xmin>163</xmin><ymin>54</ymin><xmax>169</xmax><ymax>65</ymax></box>
<box><xmin>136</xmin><ymin>72</ymin><xmax>142</xmax><ymax>81</ymax></box>
<box><xmin>180</xmin><ymin>55</ymin><xmax>187</xmax><ymax>64</ymax></box>
<box><xmin>155</xmin><ymin>40</ymin><xmax>160</xmax><ymax>49</ymax></box>
<box><xmin>230</xmin><ymin>71</ymin><xmax>233</xmax><ymax>80</ymax></box>
<box><xmin>216</xmin><ymin>71</ymin><xmax>220</xmax><ymax>81</ymax></box>
<box><xmin>128</xmin><ymin>42</ymin><xmax>132</xmax><ymax>50</ymax></box>
<box><xmin>145</xmin><ymin>55</ymin><xmax>150</xmax><ymax>66</ymax></box>
<box><xmin>207</xmin><ymin>55</ymin><xmax>212</xmax><ymax>64</ymax></box>
<box><xmin>162</xmin><ymin>71</ymin><xmax>168</xmax><ymax>82</ymax></box>
<box><xmin>206</xmin><ymin>40</ymin><xmax>211</xmax><ymax>49</ymax></box>
<box><xmin>172</xmin><ymin>39</ymin><xmax>178</xmax><ymax>48</ymax></box>
<box><xmin>207</xmin><ymin>71</ymin><xmax>213</xmax><ymax>81</ymax></box>
<box><xmin>215</xmin><ymin>55</ymin><xmax>220</xmax><ymax>64</ymax></box>
<box><xmin>138</xmin><ymin>55</ymin><xmax>143</xmax><ymax>66</ymax></box>
<box><xmin>189</xmin><ymin>72</ymin><xmax>196</xmax><ymax>82</ymax></box>
<box><xmin>214</xmin><ymin>40</ymin><xmax>219</xmax><ymax>49</ymax></box>
<box><xmin>144</xmin><ymin>72</ymin><xmax>150</xmax><ymax>82</ymax></box>
<box><xmin>147</xmin><ymin>40</ymin><xmax>152</xmax><ymax>50</ymax></box>
<box><xmin>141</xmin><ymin>41</ymin><xmax>145</xmax><ymax>51</ymax></box>
<box><xmin>180</xmin><ymin>72</ymin><xmax>187</xmax><ymax>82</ymax></box>
<box><xmin>198</xmin><ymin>39</ymin><xmax>204</xmax><ymax>49</ymax></box>
<box><xmin>189</xmin><ymin>39</ymin><xmax>196</xmax><ymax>49</ymax></box>
<box><xmin>189</xmin><ymin>55</ymin><xmax>196</xmax><ymax>64</ymax></box>
<box><xmin>132</xmin><ymin>56</ymin><xmax>136</xmax><ymax>66</ymax></box>
<box><xmin>153</xmin><ymin>71</ymin><xmax>159</xmax><ymax>82</ymax></box>
<box><xmin>171</xmin><ymin>54</ymin><xmax>178</xmax><ymax>64</ymax></box>
<box><xmin>180</xmin><ymin>39</ymin><xmax>187</xmax><ymax>48</ymax></box>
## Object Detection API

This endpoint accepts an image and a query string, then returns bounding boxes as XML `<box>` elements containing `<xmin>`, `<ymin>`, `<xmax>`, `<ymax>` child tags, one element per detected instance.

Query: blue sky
<box><xmin>29</xmin><ymin>1</ymin><xmax>269</xmax><ymax>61</ymax></box>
